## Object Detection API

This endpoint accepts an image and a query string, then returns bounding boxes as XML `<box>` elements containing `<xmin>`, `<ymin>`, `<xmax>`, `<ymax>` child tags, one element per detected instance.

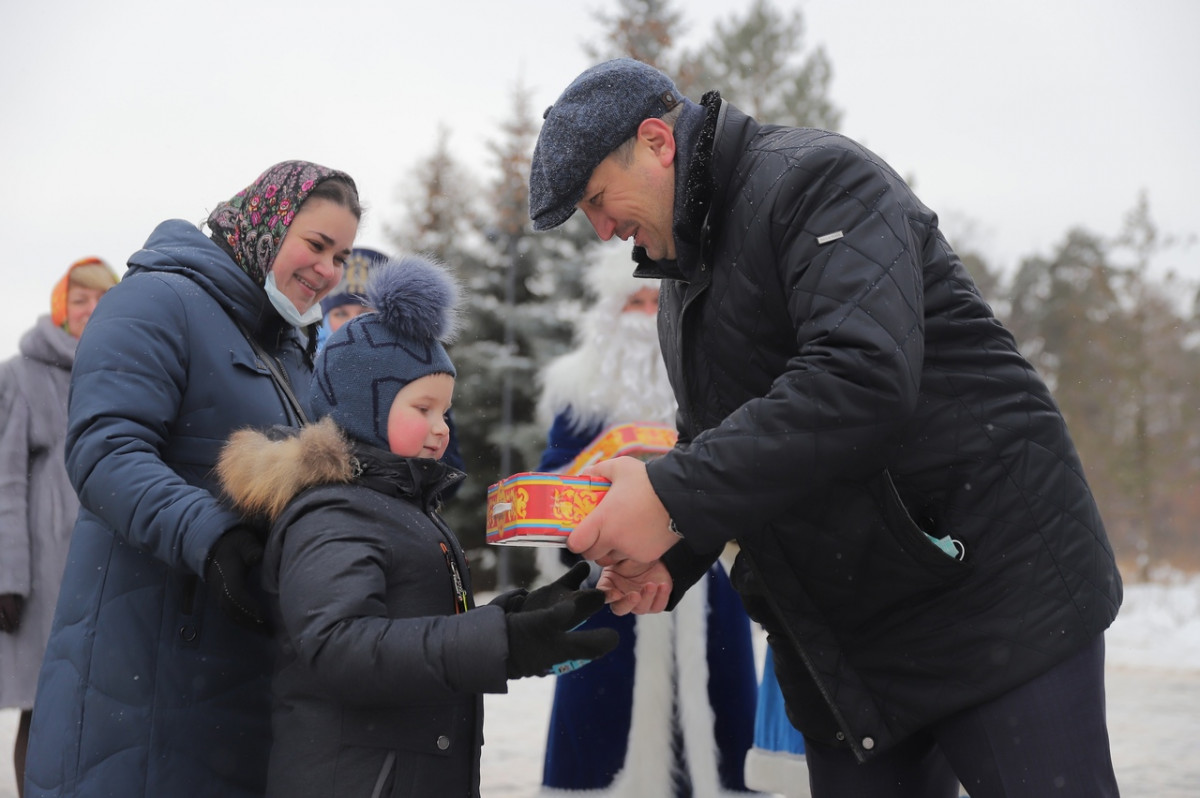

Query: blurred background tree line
<box><xmin>386</xmin><ymin>0</ymin><xmax>1199</xmax><ymax>588</ymax></box>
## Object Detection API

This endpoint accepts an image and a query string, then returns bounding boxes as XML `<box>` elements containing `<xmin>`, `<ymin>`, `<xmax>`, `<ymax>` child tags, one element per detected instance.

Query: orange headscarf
<box><xmin>50</xmin><ymin>257</ymin><xmax>119</xmax><ymax>327</ymax></box>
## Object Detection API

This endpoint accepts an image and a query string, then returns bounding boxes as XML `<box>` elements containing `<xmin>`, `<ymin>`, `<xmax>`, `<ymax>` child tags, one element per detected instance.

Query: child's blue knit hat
<box><xmin>310</xmin><ymin>255</ymin><xmax>460</xmax><ymax>449</ymax></box>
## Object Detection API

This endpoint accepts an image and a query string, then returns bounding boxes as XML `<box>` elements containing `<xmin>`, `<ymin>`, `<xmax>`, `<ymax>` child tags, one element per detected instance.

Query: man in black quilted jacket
<box><xmin>528</xmin><ymin>58</ymin><xmax>1123</xmax><ymax>798</ymax></box>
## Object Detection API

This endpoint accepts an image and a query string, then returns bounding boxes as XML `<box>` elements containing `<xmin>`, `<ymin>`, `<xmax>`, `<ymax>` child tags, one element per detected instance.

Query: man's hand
<box><xmin>596</xmin><ymin>560</ymin><xmax>672</xmax><ymax>616</ymax></box>
<box><xmin>568</xmin><ymin>456</ymin><xmax>677</xmax><ymax>566</ymax></box>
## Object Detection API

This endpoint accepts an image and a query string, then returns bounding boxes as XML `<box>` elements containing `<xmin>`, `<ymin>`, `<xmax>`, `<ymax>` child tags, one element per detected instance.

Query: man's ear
<box><xmin>637</xmin><ymin>118</ymin><xmax>676</xmax><ymax>166</ymax></box>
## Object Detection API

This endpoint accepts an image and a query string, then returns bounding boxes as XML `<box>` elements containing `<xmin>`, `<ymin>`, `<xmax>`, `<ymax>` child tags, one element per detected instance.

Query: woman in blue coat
<box><xmin>23</xmin><ymin>160</ymin><xmax>361</xmax><ymax>798</ymax></box>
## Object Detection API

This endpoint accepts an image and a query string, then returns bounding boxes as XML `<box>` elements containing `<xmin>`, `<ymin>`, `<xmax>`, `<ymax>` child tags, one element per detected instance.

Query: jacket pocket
<box><xmin>795</xmin><ymin>469</ymin><xmax>971</xmax><ymax>633</ymax></box>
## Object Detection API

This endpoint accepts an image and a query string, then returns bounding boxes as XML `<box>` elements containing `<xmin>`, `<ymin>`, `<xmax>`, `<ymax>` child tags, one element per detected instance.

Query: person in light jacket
<box><xmin>23</xmin><ymin>160</ymin><xmax>361</xmax><ymax>798</ymax></box>
<box><xmin>0</xmin><ymin>257</ymin><xmax>118</xmax><ymax>797</ymax></box>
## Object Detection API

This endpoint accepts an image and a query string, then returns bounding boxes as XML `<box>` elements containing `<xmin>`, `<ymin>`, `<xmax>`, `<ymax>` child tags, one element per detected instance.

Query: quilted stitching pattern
<box><xmin>649</xmin><ymin>104</ymin><xmax>1121</xmax><ymax>759</ymax></box>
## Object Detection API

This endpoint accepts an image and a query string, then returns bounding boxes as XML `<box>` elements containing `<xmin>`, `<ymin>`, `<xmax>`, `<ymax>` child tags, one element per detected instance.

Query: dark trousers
<box><xmin>804</xmin><ymin>635</ymin><xmax>1119</xmax><ymax>798</ymax></box>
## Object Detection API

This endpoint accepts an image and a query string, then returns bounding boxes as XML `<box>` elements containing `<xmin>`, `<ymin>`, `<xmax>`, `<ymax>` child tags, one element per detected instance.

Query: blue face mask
<box><xmin>265</xmin><ymin>272</ymin><xmax>324</xmax><ymax>328</ymax></box>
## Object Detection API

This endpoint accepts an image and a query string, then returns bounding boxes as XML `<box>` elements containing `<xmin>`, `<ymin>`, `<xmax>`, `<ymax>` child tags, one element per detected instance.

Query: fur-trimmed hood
<box><xmin>217</xmin><ymin>417</ymin><xmax>357</xmax><ymax>522</ymax></box>
<box><xmin>217</xmin><ymin>417</ymin><xmax>465</xmax><ymax>523</ymax></box>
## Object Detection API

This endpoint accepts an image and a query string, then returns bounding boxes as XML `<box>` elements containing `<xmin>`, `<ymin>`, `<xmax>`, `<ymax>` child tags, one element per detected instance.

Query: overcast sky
<box><xmin>2</xmin><ymin>0</ymin><xmax>1196</xmax><ymax>359</ymax></box>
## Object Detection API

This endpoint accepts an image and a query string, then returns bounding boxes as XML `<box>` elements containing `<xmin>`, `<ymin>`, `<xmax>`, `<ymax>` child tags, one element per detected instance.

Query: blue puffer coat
<box><xmin>24</xmin><ymin>220</ymin><xmax>312</xmax><ymax>798</ymax></box>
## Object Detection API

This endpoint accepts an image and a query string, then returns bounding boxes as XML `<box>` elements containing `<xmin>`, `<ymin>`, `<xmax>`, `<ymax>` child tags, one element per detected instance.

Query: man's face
<box><xmin>577</xmin><ymin>136</ymin><xmax>676</xmax><ymax>261</ymax></box>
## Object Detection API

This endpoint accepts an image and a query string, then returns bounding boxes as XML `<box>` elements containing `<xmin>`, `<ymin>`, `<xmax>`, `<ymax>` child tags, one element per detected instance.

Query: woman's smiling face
<box><xmin>270</xmin><ymin>197</ymin><xmax>359</xmax><ymax>314</ymax></box>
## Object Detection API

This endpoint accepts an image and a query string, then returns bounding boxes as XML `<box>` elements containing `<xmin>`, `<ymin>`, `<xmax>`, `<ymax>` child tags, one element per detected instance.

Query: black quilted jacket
<box><xmin>641</xmin><ymin>95</ymin><xmax>1122</xmax><ymax>761</ymax></box>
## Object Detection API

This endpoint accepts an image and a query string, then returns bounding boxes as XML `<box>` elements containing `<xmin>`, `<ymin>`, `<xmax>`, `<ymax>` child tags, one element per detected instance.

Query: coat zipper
<box><xmin>440</xmin><ymin>541</ymin><xmax>469</xmax><ymax>615</ymax></box>
<box><xmin>741</xmin><ymin>548</ymin><xmax>867</xmax><ymax>762</ymax></box>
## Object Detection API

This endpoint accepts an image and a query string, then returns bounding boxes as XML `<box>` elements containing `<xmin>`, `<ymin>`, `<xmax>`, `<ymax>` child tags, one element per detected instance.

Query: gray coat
<box><xmin>0</xmin><ymin>316</ymin><xmax>78</xmax><ymax>708</ymax></box>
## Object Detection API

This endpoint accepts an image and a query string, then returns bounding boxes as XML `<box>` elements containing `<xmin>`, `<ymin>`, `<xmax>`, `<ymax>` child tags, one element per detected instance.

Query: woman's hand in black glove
<box><xmin>205</xmin><ymin>526</ymin><xmax>270</xmax><ymax>634</ymax></box>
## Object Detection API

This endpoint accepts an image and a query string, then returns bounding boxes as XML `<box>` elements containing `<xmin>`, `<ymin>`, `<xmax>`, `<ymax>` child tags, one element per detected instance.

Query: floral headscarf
<box><xmin>206</xmin><ymin>160</ymin><xmax>355</xmax><ymax>286</ymax></box>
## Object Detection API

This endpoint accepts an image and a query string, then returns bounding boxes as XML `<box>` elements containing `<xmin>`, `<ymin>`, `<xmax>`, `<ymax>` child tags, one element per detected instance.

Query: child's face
<box><xmin>326</xmin><ymin>303</ymin><xmax>373</xmax><ymax>333</ymax></box>
<box><xmin>386</xmin><ymin>373</ymin><xmax>455</xmax><ymax>459</ymax></box>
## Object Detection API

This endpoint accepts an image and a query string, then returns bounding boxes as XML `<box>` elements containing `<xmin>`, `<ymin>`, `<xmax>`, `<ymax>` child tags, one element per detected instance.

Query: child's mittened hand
<box><xmin>504</xmin><ymin>588</ymin><xmax>619</xmax><ymax>679</ymax></box>
<box><xmin>521</xmin><ymin>561</ymin><xmax>594</xmax><ymax>613</ymax></box>
<box><xmin>488</xmin><ymin>588</ymin><xmax>529</xmax><ymax>613</ymax></box>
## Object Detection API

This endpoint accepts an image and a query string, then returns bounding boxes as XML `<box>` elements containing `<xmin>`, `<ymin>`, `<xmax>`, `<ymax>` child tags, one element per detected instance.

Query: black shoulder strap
<box><xmin>233</xmin><ymin>320</ymin><xmax>310</xmax><ymax>425</ymax></box>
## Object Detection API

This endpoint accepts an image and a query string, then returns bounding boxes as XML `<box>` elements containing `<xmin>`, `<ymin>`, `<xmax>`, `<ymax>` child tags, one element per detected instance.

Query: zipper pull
<box><xmin>440</xmin><ymin>541</ymin><xmax>470</xmax><ymax>614</ymax></box>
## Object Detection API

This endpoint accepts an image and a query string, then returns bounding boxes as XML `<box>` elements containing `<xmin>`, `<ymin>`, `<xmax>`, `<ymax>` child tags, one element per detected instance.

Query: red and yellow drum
<box><xmin>485</xmin><ymin>423</ymin><xmax>677</xmax><ymax>547</ymax></box>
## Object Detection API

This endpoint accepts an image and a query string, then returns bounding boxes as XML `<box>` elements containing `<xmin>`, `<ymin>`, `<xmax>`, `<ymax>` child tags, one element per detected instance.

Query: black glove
<box><xmin>505</xmin><ymin>588</ymin><xmax>619</xmax><ymax>679</ymax></box>
<box><xmin>488</xmin><ymin>588</ymin><xmax>529</xmax><ymax>613</ymax></box>
<box><xmin>490</xmin><ymin>560</ymin><xmax>593</xmax><ymax>615</ymax></box>
<box><xmin>205</xmin><ymin>526</ymin><xmax>269</xmax><ymax>633</ymax></box>
<box><xmin>0</xmin><ymin>593</ymin><xmax>24</xmax><ymax>634</ymax></box>
<box><xmin>522</xmin><ymin>561</ymin><xmax>594</xmax><ymax>613</ymax></box>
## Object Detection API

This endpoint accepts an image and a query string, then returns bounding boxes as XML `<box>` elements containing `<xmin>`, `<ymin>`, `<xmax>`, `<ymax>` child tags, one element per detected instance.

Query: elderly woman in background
<box><xmin>0</xmin><ymin>257</ymin><xmax>119</xmax><ymax>798</ymax></box>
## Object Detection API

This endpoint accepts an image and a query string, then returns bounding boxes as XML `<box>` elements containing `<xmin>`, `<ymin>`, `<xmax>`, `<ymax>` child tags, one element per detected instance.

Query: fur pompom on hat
<box><xmin>310</xmin><ymin>255</ymin><xmax>460</xmax><ymax>449</ymax></box>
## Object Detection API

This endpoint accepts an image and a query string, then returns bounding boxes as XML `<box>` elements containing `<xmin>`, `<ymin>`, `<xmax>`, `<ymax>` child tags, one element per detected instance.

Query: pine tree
<box><xmin>700</xmin><ymin>0</ymin><xmax>841</xmax><ymax>130</ymax></box>
<box><xmin>1004</xmin><ymin>199</ymin><xmax>1200</xmax><ymax>575</ymax></box>
<box><xmin>434</xmin><ymin>83</ymin><xmax>600</xmax><ymax>587</ymax></box>
<box><xmin>586</xmin><ymin>0</ymin><xmax>708</xmax><ymax>98</ymax></box>
<box><xmin>590</xmin><ymin>0</ymin><xmax>841</xmax><ymax>130</ymax></box>
<box><xmin>1107</xmin><ymin>194</ymin><xmax>1200</xmax><ymax>574</ymax></box>
<box><xmin>387</xmin><ymin>124</ymin><xmax>484</xmax><ymax>260</ymax></box>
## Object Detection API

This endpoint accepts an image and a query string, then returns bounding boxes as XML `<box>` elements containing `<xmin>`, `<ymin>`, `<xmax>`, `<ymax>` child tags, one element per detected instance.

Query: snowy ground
<box><xmin>3</xmin><ymin>571</ymin><xmax>1199</xmax><ymax>797</ymax></box>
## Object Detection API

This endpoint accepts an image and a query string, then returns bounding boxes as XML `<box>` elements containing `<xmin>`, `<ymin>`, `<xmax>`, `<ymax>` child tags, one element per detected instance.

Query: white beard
<box><xmin>538</xmin><ymin>312</ymin><xmax>677</xmax><ymax>432</ymax></box>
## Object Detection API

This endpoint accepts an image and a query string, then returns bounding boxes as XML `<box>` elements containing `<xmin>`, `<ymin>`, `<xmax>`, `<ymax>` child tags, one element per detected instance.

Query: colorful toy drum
<box><xmin>563</xmin><ymin>422</ymin><xmax>677</xmax><ymax>475</ymax></box>
<box><xmin>485</xmin><ymin>472</ymin><xmax>612</xmax><ymax>547</ymax></box>
<box><xmin>486</xmin><ymin>423</ymin><xmax>677</xmax><ymax>547</ymax></box>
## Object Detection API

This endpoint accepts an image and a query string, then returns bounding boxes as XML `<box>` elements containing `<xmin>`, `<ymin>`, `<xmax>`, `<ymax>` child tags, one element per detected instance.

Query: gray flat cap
<box><xmin>529</xmin><ymin>58</ymin><xmax>681</xmax><ymax>231</ymax></box>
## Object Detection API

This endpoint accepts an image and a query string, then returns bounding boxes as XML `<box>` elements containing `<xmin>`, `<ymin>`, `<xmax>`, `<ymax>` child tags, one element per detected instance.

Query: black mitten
<box><xmin>488</xmin><ymin>588</ymin><xmax>529</xmax><ymax>613</ymax></box>
<box><xmin>205</xmin><ymin>526</ymin><xmax>269</xmax><ymax>633</ymax></box>
<box><xmin>489</xmin><ymin>561</ymin><xmax>592</xmax><ymax>615</ymax></box>
<box><xmin>505</xmin><ymin>588</ymin><xmax>619</xmax><ymax>679</ymax></box>
<box><xmin>0</xmin><ymin>593</ymin><xmax>24</xmax><ymax>633</ymax></box>
<box><xmin>521</xmin><ymin>561</ymin><xmax>594</xmax><ymax>613</ymax></box>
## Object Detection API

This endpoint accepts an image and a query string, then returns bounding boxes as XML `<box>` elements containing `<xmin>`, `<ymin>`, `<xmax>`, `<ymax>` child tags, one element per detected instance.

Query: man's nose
<box><xmin>581</xmin><ymin>206</ymin><xmax>616</xmax><ymax>240</ymax></box>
